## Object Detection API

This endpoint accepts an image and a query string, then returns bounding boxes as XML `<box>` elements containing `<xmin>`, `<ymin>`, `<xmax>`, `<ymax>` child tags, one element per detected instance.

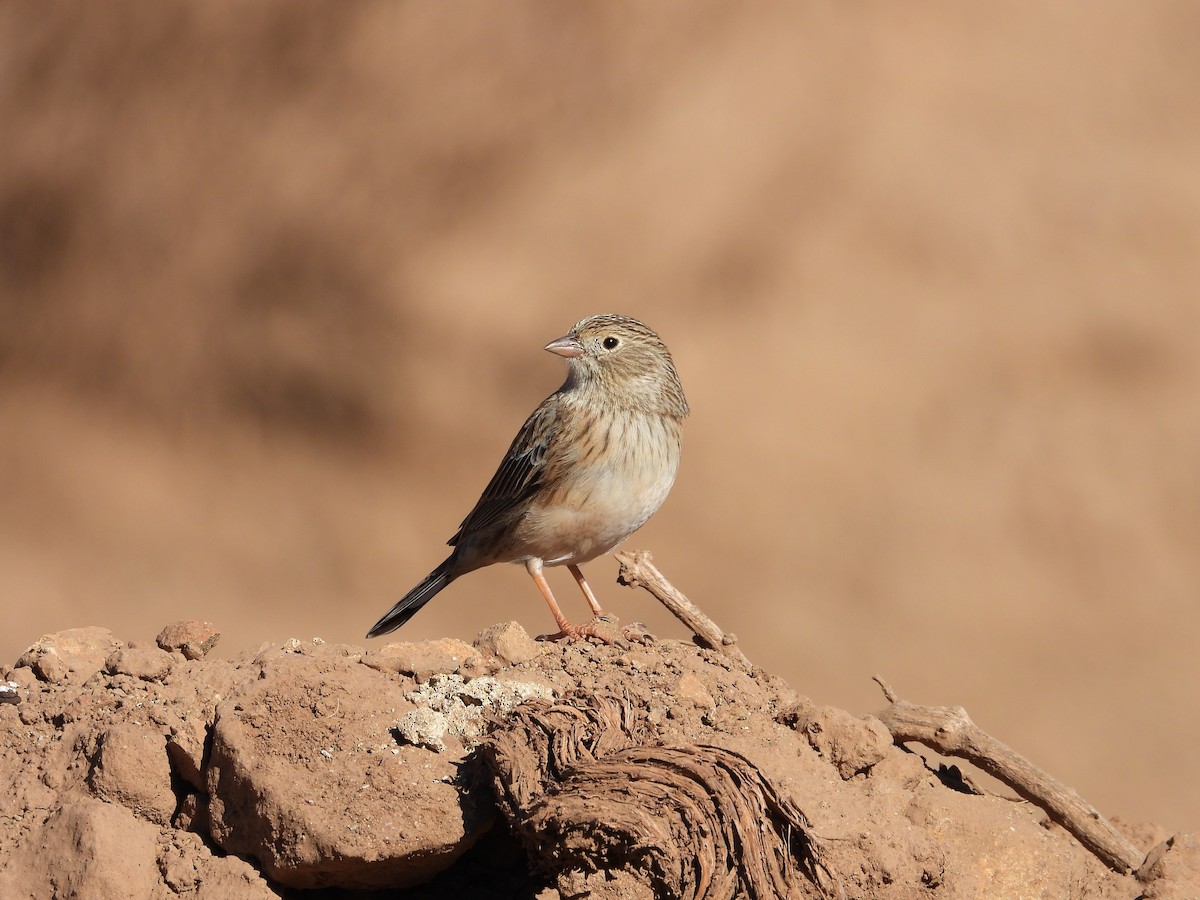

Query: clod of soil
<box><xmin>1</xmin><ymin>621</ymin><xmax>1196</xmax><ymax>898</ymax></box>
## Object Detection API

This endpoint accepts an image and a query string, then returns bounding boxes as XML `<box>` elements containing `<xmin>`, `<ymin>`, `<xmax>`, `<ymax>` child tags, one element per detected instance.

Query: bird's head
<box><xmin>545</xmin><ymin>314</ymin><xmax>689</xmax><ymax>418</ymax></box>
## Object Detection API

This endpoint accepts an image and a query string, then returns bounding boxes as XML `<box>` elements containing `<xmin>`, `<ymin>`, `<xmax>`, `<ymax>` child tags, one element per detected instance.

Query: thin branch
<box><xmin>614</xmin><ymin>550</ymin><xmax>751</xmax><ymax>666</ymax></box>
<box><xmin>872</xmin><ymin>676</ymin><xmax>1145</xmax><ymax>874</ymax></box>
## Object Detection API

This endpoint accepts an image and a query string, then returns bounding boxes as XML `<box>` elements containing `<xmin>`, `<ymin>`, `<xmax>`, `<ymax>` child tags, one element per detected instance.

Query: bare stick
<box><xmin>614</xmin><ymin>550</ymin><xmax>751</xmax><ymax>666</ymax></box>
<box><xmin>872</xmin><ymin>676</ymin><xmax>1145</xmax><ymax>874</ymax></box>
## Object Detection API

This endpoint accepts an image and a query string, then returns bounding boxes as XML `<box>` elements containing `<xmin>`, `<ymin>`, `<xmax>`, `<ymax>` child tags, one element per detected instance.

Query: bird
<box><xmin>366</xmin><ymin>313</ymin><xmax>688</xmax><ymax>642</ymax></box>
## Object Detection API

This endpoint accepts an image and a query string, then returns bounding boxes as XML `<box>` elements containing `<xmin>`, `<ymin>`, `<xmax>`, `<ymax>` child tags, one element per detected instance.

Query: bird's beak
<box><xmin>544</xmin><ymin>333</ymin><xmax>584</xmax><ymax>359</ymax></box>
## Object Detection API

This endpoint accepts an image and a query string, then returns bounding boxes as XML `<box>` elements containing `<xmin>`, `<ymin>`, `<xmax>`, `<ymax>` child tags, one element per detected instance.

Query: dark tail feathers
<box><xmin>366</xmin><ymin>558</ymin><xmax>455</xmax><ymax>638</ymax></box>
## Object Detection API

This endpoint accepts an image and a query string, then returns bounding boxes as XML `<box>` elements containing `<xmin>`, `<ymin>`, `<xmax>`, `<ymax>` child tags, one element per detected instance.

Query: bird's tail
<box><xmin>366</xmin><ymin>558</ymin><xmax>456</xmax><ymax>638</ymax></box>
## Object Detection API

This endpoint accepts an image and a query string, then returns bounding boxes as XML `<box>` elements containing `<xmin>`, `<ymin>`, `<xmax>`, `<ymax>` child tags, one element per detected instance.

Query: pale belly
<box><xmin>512</xmin><ymin>418</ymin><xmax>681</xmax><ymax>566</ymax></box>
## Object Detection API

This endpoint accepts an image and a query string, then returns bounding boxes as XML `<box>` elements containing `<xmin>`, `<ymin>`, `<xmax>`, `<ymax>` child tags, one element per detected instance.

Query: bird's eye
<box><xmin>602</xmin><ymin>336</ymin><xmax>620</xmax><ymax>350</ymax></box>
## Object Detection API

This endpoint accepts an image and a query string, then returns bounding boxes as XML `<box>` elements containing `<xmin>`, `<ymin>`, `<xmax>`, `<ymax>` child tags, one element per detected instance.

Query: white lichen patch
<box><xmin>393</xmin><ymin>674</ymin><xmax>555</xmax><ymax>752</ymax></box>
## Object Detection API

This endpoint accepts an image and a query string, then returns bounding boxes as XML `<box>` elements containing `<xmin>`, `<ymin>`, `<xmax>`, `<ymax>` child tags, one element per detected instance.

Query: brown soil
<box><xmin>3</xmin><ymin>621</ymin><xmax>1196</xmax><ymax>898</ymax></box>
<box><xmin>1</xmin><ymin>0</ymin><xmax>1198</xmax><ymax>861</ymax></box>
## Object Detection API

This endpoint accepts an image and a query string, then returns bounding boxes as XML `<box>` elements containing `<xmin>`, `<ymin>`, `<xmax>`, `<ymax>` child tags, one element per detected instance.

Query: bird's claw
<box><xmin>537</xmin><ymin>613</ymin><xmax>626</xmax><ymax>646</ymax></box>
<box><xmin>621</xmin><ymin>621</ymin><xmax>655</xmax><ymax>645</ymax></box>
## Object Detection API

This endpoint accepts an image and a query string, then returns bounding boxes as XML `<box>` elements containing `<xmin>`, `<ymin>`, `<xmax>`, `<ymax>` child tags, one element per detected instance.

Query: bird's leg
<box><xmin>526</xmin><ymin>558</ymin><xmax>584</xmax><ymax>641</ymax></box>
<box><xmin>568</xmin><ymin>564</ymin><xmax>606</xmax><ymax>617</ymax></box>
<box><xmin>570</xmin><ymin>563</ymin><xmax>653</xmax><ymax>645</ymax></box>
<box><xmin>526</xmin><ymin>559</ymin><xmax>619</xmax><ymax>644</ymax></box>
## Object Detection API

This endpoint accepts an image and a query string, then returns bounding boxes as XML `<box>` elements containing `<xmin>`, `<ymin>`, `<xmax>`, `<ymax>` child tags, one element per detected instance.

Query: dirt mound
<box><xmin>3</xmin><ymin>3</ymin><xmax>1200</xmax><ymax>835</ymax></box>
<box><xmin>2</xmin><ymin>621</ymin><xmax>1195</xmax><ymax>898</ymax></box>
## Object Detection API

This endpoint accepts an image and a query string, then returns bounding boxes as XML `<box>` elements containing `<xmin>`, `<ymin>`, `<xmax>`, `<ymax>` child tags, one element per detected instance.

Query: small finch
<box><xmin>366</xmin><ymin>313</ymin><xmax>688</xmax><ymax>641</ymax></box>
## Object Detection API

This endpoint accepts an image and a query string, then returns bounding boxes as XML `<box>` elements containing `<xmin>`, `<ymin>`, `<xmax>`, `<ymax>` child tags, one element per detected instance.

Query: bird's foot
<box><xmin>537</xmin><ymin>613</ymin><xmax>626</xmax><ymax>646</ymax></box>
<box><xmin>621</xmin><ymin>621</ymin><xmax>656</xmax><ymax>645</ymax></box>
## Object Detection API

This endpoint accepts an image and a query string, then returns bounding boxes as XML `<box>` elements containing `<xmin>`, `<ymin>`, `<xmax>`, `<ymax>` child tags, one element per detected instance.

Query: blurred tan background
<box><xmin>2</xmin><ymin>3</ymin><xmax>1197</xmax><ymax>829</ymax></box>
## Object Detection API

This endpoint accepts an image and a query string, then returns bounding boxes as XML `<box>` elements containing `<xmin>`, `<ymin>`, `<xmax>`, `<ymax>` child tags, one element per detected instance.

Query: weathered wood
<box><xmin>872</xmin><ymin>676</ymin><xmax>1145</xmax><ymax>874</ymax></box>
<box><xmin>614</xmin><ymin>550</ymin><xmax>752</xmax><ymax>666</ymax></box>
<box><xmin>483</xmin><ymin>693</ymin><xmax>831</xmax><ymax>898</ymax></box>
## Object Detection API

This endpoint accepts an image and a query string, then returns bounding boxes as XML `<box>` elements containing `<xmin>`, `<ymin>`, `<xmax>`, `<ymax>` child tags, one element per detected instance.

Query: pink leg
<box><xmin>570</xmin><ymin>563</ymin><xmax>647</xmax><ymax>643</ymax></box>
<box><xmin>568</xmin><ymin>564</ymin><xmax>606</xmax><ymax>617</ymax></box>
<box><xmin>526</xmin><ymin>558</ymin><xmax>584</xmax><ymax>641</ymax></box>
<box><xmin>525</xmin><ymin>559</ymin><xmax>619</xmax><ymax>644</ymax></box>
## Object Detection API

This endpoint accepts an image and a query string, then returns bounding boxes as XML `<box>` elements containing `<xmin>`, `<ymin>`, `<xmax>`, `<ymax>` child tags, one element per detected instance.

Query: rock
<box><xmin>16</xmin><ymin>627</ymin><xmax>123</xmax><ymax>684</ymax></box>
<box><xmin>1138</xmin><ymin>833</ymin><xmax>1200</xmax><ymax>898</ymax></box>
<box><xmin>674</xmin><ymin>671</ymin><xmax>716</xmax><ymax>709</ymax></box>
<box><xmin>393</xmin><ymin>706</ymin><xmax>456</xmax><ymax>753</ymax></box>
<box><xmin>782</xmin><ymin>700</ymin><xmax>893</xmax><ymax>779</ymax></box>
<box><xmin>394</xmin><ymin>673</ymin><xmax>557</xmax><ymax>752</ymax></box>
<box><xmin>174</xmin><ymin>790</ymin><xmax>210</xmax><ymax>833</ymax></box>
<box><xmin>166</xmin><ymin>715</ymin><xmax>209</xmax><ymax>790</ymax></box>
<box><xmin>0</xmin><ymin>796</ymin><xmax>274</xmax><ymax>900</ymax></box>
<box><xmin>87</xmin><ymin>723</ymin><xmax>177</xmax><ymax>825</ymax></box>
<box><xmin>0</xmin><ymin>679</ymin><xmax>20</xmax><ymax>705</ymax></box>
<box><xmin>156</xmin><ymin>621</ymin><xmax>221</xmax><ymax>661</ymax></box>
<box><xmin>105</xmin><ymin>645</ymin><xmax>175</xmax><ymax>682</ymax></box>
<box><xmin>361</xmin><ymin>637</ymin><xmax>481</xmax><ymax>682</ymax></box>
<box><xmin>0</xmin><ymin>797</ymin><xmax>165</xmax><ymax>900</ymax></box>
<box><xmin>3</xmin><ymin>664</ymin><xmax>38</xmax><ymax>692</ymax></box>
<box><xmin>205</xmin><ymin>651</ymin><xmax>495</xmax><ymax>890</ymax></box>
<box><xmin>473</xmin><ymin>621</ymin><xmax>543</xmax><ymax>665</ymax></box>
<box><xmin>157</xmin><ymin>830</ymin><xmax>273</xmax><ymax>899</ymax></box>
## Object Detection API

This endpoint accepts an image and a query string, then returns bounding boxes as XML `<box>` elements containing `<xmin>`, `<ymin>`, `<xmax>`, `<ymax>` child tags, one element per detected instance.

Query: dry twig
<box><xmin>614</xmin><ymin>550</ymin><xmax>751</xmax><ymax>666</ymax></box>
<box><xmin>872</xmin><ymin>676</ymin><xmax>1145</xmax><ymax>874</ymax></box>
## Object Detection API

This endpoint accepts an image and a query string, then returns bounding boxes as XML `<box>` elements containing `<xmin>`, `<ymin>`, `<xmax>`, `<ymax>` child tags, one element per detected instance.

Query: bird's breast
<box><xmin>517</xmin><ymin>409</ymin><xmax>682</xmax><ymax>566</ymax></box>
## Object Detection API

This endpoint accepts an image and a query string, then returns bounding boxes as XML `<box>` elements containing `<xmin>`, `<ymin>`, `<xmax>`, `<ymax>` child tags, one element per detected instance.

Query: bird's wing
<box><xmin>447</xmin><ymin>400</ymin><xmax>558</xmax><ymax>546</ymax></box>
